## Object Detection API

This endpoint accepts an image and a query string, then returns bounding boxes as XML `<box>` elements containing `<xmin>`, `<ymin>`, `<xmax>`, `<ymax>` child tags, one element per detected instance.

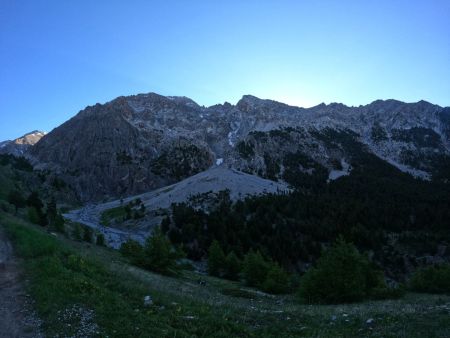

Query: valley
<box><xmin>1</xmin><ymin>93</ymin><xmax>450</xmax><ymax>337</ymax></box>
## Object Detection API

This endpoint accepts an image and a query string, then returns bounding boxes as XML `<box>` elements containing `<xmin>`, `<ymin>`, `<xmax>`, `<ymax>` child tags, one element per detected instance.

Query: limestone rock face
<box><xmin>24</xmin><ymin>92</ymin><xmax>450</xmax><ymax>201</ymax></box>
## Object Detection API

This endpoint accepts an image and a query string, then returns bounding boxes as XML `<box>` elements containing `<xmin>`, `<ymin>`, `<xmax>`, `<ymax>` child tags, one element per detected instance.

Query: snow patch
<box><xmin>328</xmin><ymin>159</ymin><xmax>352</xmax><ymax>182</ymax></box>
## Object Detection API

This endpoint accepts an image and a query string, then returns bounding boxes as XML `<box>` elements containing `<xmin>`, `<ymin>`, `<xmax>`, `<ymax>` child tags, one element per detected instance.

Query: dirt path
<box><xmin>0</xmin><ymin>227</ymin><xmax>43</xmax><ymax>338</ymax></box>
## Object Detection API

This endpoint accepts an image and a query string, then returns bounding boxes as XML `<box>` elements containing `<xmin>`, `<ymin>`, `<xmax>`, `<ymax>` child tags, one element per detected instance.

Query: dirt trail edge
<box><xmin>0</xmin><ymin>226</ymin><xmax>43</xmax><ymax>338</ymax></box>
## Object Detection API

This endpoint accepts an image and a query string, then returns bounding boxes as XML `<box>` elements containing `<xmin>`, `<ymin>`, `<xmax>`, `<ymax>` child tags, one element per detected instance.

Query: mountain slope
<box><xmin>28</xmin><ymin>93</ymin><xmax>450</xmax><ymax>201</ymax></box>
<box><xmin>64</xmin><ymin>166</ymin><xmax>290</xmax><ymax>248</ymax></box>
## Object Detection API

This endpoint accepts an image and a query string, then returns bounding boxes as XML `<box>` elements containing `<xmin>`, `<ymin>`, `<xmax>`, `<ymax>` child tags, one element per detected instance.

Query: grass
<box><xmin>1</xmin><ymin>211</ymin><xmax>450</xmax><ymax>337</ymax></box>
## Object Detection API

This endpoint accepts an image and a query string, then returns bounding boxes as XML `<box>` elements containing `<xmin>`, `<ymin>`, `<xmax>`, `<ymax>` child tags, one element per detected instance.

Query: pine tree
<box><xmin>224</xmin><ymin>251</ymin><xmax>241</xmax><ymax>280</ymax></box>
<box><xmin>243</xmin><ymin>250</ymin><xmax>269</xmax><ymax>287</ymax></box>
<box><xmin>207</xmin><ymin>240</ymin><xmax>226</xmax><ymax>277</ymax></box>
<box><xmin>144</xmin><ymin>227</ymin><xmax>179</xmax><ymax>274</ymax></box>
<box><xmin>298</xmin><ymin>237</ymin><xmax>377</xmax><ymax>304</ymax></box>
<box><xmin>262</xmin><ymin>262</ymin><xmax>290</xmax><ymax>294</ymax></box>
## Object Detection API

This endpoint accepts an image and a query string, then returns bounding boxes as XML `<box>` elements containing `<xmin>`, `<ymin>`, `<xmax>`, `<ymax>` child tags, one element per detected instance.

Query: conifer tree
<box><xmin>243</xmin><ymin>250</ymin><xmax>269</xmax><ymax>287</ymax></box>
<box><xmin>298</xmin><ymin>237</ymin><xmax>377</xmax><ymax>303</ymax></box>
<box><xmin>207</xmin><ymin>240</ymin><xmax>226</xmax><ymax>277</ymax></box>
<box><xmin>262</xmin><ymin>262</ymin><xmax>290</xmax><ymax>294</ymax></box>
<box><xmin>144</xmin><ymin>227</ymin><xmax>180</xmax><ymax>274</ymax></box>
<box><xmin>224</xmin><ymin>251</ymin><xmax>241</xmax><ymax>280</ymax></box>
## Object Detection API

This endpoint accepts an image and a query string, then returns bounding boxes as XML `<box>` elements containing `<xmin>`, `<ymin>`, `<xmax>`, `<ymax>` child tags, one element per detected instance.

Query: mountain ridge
<box><xmin>2</xmin><ymin>92</ymin><xmax>448</xmax><ymax>201</ymax></box>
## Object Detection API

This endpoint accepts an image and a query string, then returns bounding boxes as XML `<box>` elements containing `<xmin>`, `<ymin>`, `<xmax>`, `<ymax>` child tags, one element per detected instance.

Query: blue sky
<box><xmin>0</xmin><ymin>0</ymin><xmax>449</xmax><ymax>140</ymax></box>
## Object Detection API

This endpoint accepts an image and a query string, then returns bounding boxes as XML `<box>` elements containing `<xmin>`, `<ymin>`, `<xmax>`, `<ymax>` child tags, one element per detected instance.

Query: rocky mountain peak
<box><xmin>0</xmin><ymin>130</ymin><xmax>47</xmax><ymax>156</ymax></box>
<box><xmin>13</xmin><ymin>130</ymin><xmax>47</xmax><ymax>145</ymax></box>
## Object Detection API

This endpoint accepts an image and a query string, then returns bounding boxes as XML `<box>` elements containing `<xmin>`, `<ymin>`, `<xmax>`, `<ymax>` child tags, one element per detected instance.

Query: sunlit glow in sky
<box><xmin>0</xmin><ymin>0</ymin><xmax>449</xmax><ymax>140</ymax></box>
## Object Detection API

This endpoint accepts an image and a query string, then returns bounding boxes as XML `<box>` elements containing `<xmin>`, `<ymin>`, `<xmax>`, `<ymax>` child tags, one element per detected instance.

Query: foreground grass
<box><xmin>1</xmin><ymin>212</ymin><xmax>450</xmax><ymax>337</ymax></box>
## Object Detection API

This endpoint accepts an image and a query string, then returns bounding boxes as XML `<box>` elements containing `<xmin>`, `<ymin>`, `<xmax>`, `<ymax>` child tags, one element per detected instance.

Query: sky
<box><xmin>0</xmin><ymin>0</ymin><xmax>449</xmax><ymax>140</ymax></box>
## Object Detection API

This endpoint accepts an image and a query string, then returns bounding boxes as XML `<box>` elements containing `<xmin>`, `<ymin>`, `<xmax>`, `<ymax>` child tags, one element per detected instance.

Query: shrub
<box><xmin>261</xmin><ymin>262</ymin><xmax>290</xmax><ymax>294</ymax></box>
<box><xmin>72</xmin><ymin>224</ymin><xmax>82</xmax><ymax>241</ymax></box>
<box><xmin>370</xmin><ymin>284</ymin><xmax>405</xmax><ymax>300</ymax></box>
<box><xmin>410</xmin><ymin>264</ymin><xmax>450</xmax><ymax>294</ymax></box>
<box><xmin>46</xmin><ymin>197</ymin><xmax>57</xmax><ymax>223</ymax></box>
<box><xmin>207</xmin><ymin>240</ymin><xmax>226</xmax><ymax>277</ymax></box>
<box><xmin>120</xmin><ymin>239</ymin><xmax>145</xmax><ymax>266</ymax></box>
<box><xmin>8</xmin><ymin>190</ymin><xmax>26</xmax><ymax>214</ymax></box>
<box><xmin>27</xmin><ymin>207</ymin><xmax>41</xmax><ymax>224</ymax></box>
<box><xmin>26</xmin><ymin>191</ymin><xmax>43</xmax><ymax>211</ymax></box>
<box><xmin>298</xmin><ymin>238</ymin><xmax>383</xmax><ymax>304</ymax></box>
<box><xmin>0</xmin><ymin>200</ymin><xmax>13</xmax><ymax>213</ymax></box>
<box><xmin>52</xmin><ymin>213</ymin><xmax>65</xmax><ymax>233</ymax></box>
<box><xmin>242</xmin><ymin>250</ymin><xmax>269</xmax><ymax>287</ymax></box>
<box><xmin>96</xmin><ymin>233</ymin><xmax>105</xmax><ymax>246</ymax></box>
<box><xmin>83</xmin><ymin>226</ymin><xmax>93</xmax><ymax>243</ymax></box>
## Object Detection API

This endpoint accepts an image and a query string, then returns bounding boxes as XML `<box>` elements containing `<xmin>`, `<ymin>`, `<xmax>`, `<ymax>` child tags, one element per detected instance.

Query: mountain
<box><xmin>28</xmin><ymin>93</ymin><xmax>450</xmax><ymax>201</ymax></box>
<box><xmin>0</xmin><ymin>130</ymin><xmax>47</xmax><ymax>157</ymax></box>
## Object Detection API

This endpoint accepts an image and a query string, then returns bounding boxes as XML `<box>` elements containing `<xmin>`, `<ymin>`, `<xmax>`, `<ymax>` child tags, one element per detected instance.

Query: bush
<box><xmin>27</xmin><ymin>207</ymin><xmax>41</xmax><ymax>224</ymax></box>
<box><xmin>0</xmin><ymin>200</ymin><xmax>13</xmax><ymax>213</ymax></box>
<box><xmin>120</xmin><ymin>239</ymin><xmax>145</xmax><ymax>266</ymax></box>
<box><xmin>7</xmin><ymin>190</ymin><xmax>26</xmax><ymax>214</ymax></box>
<box><xmin>207</xmin><ymin>240</ymin><xmax>226</xmax><ymax>277</ymax></box>
<box><xmin>410</xmin><ymin>264</ymin><xmax>450</xmax><ymax>294</ymax></box>
<box><xmin>261</xmin><ymin>262</ymin><xmax>290</xmax><ymax>294</ymax></box>
<box><xmin>83</xmin><ymin>226</ymin><xmax>93</xmax><ymax>243</ymax></box>
<box><xmin>26</xmin><ymin>191</ymin><xmax>43</xmax><ymax>211</ymax></box>
<box><xmin>96</xmin><ymin>233</ymin><xmax>105</xmax><ymax>246</ymax></box>
<box><xmin>298</xmin><ymin>238</ymin><xmax>384</xmax><ymax>304</ymax></box>
<box><xmin>370</xmin><ymin>285</ymin><xmax>405</xmax><ymax>300</ymax></box>
<box><xmin>242</xmin><ymin>250</ymin><xmax>269</xmax><ymax>287</ymax></box>
<box><xmin>72</xmin><ymin>224</ymin><xmax>82</xmax><ymax>241</ymax></box>
<box><xmin>51</xmin><ymin>213</ymin><xmax>65</xmax><ymax>233</ymax></box>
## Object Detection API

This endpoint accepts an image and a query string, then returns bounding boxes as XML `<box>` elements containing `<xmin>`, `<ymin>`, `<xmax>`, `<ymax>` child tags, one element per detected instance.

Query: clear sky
<box><xmin>1</xmin><ymin>0</ymin><xmax>449</xmax><ymax>140</ymax></box>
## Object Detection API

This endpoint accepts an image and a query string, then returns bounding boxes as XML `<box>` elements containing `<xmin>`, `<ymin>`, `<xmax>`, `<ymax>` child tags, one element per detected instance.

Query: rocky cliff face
<box><xmin>27</xmin><ymin>93</ymin><xmax>450</xmax><ymax>201</ymax></box>
<box><xmin>0</xmin><ymin>130</ymin><xmax>46</xmax><ymax>157</ymax></box>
